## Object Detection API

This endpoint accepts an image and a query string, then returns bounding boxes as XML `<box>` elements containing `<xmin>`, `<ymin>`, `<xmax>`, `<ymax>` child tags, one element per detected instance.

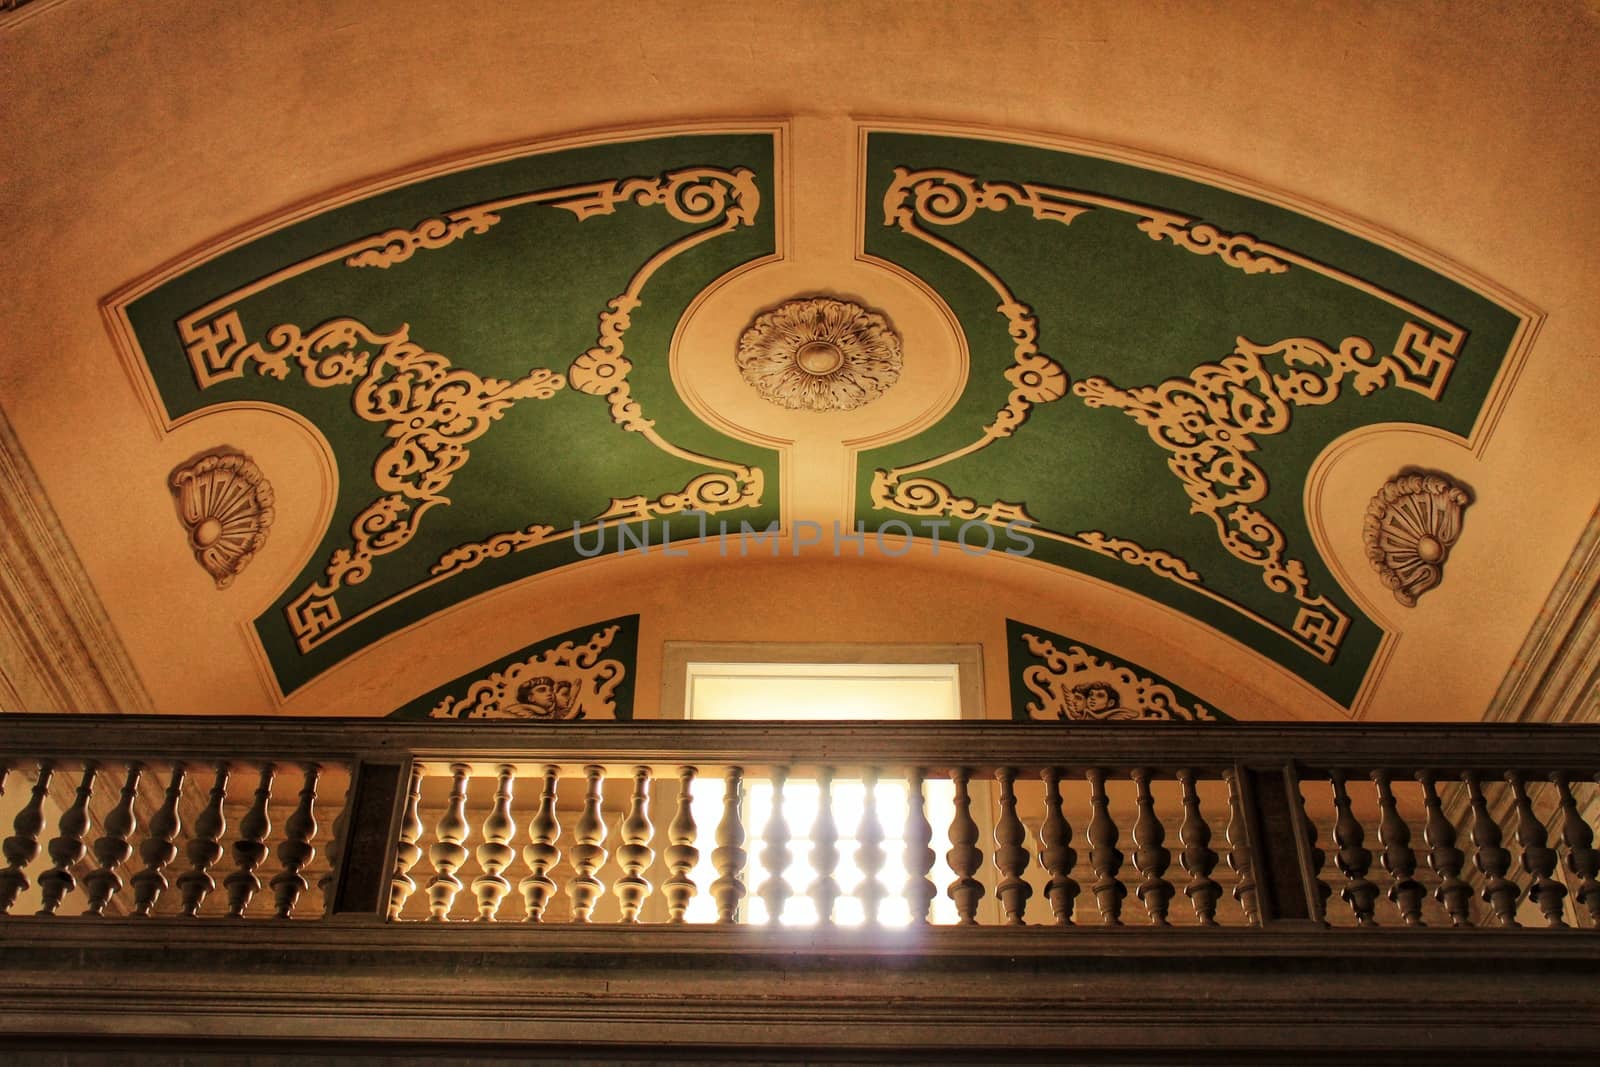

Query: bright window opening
<box><xmin>685</xmin><ymin>661</ymin><xmax>963</xmax><ymax>721</ymax></box>
<box><xmin>682</xmin><ymin>660</ymin><xmax>962</xmax><ymax>926</ymax></box>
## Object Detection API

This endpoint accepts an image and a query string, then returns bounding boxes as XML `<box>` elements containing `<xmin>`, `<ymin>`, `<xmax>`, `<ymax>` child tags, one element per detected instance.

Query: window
<box><xmin>673</xmin><ymin>648</ymin><xmax>972</xmax><ymax>925</ymax></box>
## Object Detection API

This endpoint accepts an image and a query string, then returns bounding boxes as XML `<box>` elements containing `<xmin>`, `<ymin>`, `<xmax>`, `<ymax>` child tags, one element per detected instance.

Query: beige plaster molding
<box><xmin>0</xmin><ymin>407</ymin><xmax>152</xmax><ymax>714</ymax></box>
<box><xmin>1362</xmin><ymin>470</ymin><xmax>1471</xmax><ymax>607</ymax></box>
<box><xmin>1483</xmin><ymin>503</ymin><xmax>1600</xmax><ymax>725</ymax></box>
<box><xmin>735</xmin><ymin>296</ymin><xmax>903</xmax><ymax>412</ymax></box>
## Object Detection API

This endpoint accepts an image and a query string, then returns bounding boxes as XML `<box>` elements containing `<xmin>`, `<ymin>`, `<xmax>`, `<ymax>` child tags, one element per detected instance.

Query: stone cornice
<box><xmin>0</xmin><ymin>406</ymin><xmax>152</xmax><ymax>714</ymax></box>
<box><xmin>1484</xmin><ymin>503</ymin><xmax>1600</xmax><ymax>725</ymax></box>
<box><xmin>1</xmin><ymin>921</ymin><xmax>1596</xmax><ymax>1054</ymax></box>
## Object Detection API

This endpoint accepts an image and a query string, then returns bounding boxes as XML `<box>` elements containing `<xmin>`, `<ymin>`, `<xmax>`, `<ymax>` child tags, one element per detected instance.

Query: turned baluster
<box><xmin>1085</xmin><ymin>769</ymin><xmax>1125</xmax><ymax>925</ymax></box>
<box><xmin>1417</xmin><ymin>771</ymin><xmax>1471</xmax><ymax>926</ymax></box>
<box><xmin>946</xmin><ymin>767</ymin><xmax>986</xmax><ymax>924</ymax></box>
<box><xmin>1130</xmin><ymin>769</ymin><xmax>1174</xmax><ymax>926</ymax></box>
<box><xmin>1037</xmin><ymin>768</ymin><xmax>1079</xmax><ymax>926</ymax></box>
<box><xmin>1328</xmin><ymin>772</ymin><xmax>1378</xmax><ymax>925</ymax></box>
<box><xmin>1466</xmin><ymin>772</ymin><xmax>1521</xmax><ymax>926</ymax></box>
<box><xmin>387</xmin><ymin>765</ymin><xmax>425</xmax><ymax>920</ymax></box>
<box><xmin>225</xmin><ymin>763</ymin><xmax>276</xmax><ymax>917</ymax></box>
<box><xmin>178</xmin><ymin>764</ymin><xmax>229</xmax><ymax>917</ymax></box>
<box><xmin>993</xmin><ymin>767</ymin><xmax>1032</xmax><ymax>925</ymax></box>
<box><xmin>83</xmin><ymin>762</ymin><xmax>143</xmax><ymax>915</ymax></box>
<box><xmin>857</xmin><ymin>768</ymin><xmax>887</xmax><ymax>926</ymax></box>
<box><xmin>519</xmin><ymin>765</ymin><xmax>562</xmax><ymax>922</ymax></box>
<box><xmin>38</xmin><ymin>764</ymin><xmax>96</xmax><ymax>915</ymax></box>
<box><xmin>472</xmin><ymin>764</ymin><xmax>518</xmax><ymax>921</ymax></box>
<box><xmin>663</xmin><ymin>766</ymin><xmax>699</xmax><ymax>923</ymax></box>
<box><xmin>270</xmin><ymin>764</ymin><xmax>320</xmax><ymax>919</ymax></box>
<box><xmin>426</xmin><ymin>763</ymin><xmax>472</xmax><ymax>922</ymax></box>
<box><xmin>568</xmin><ymin>765</ymin><xmax>609</xmax><ymax>923</ymax></box>
<box><xmin>0</xmin><ymin>763</ymin><xmax>54</xmax><ymax>914</ymax></box>
<box><xmin>811</xmin><ymin>767</ymin><xmax>841</xmax><ymax>925</ymax></box>
<box><xmin>905</xmin><ymin>768</ymin><xmax>937</xmax><ymax>924</ymax></box>
<box><xmin>1222</xmin><ymin>769</ymin><xmax>1258</xmax><ymax>926</ymax></box>
<box><xmin>614</xmin><ymin>766</ymin><xmax>655</xmax><ymax>923</ymax></box>
<box><xmin>759</xmin><ymin>766</ymin><xmax>792</xmax><ymax>925</ymax></box>
<box><xmin>1554</xmin><ymin>773</ymin><xmax>1600</xmax><ymax>927</ymax></box>
<box><xmin>131</xmin><ymin>765</ymin><xmax>186</xmax><ymax>917</ymax></box>
<box><xmin>1371</xmin><ymin>770</ymin><xmax>1423</xmax><ymax>926</ymax></box>
<box><xmin>1507</xmin><ymin>772</ymin><xmax>1566</xmax><ymax>928</ymax></box>
<box><xmin>317</xmin><ymin>775</ymin><xmax>350</xmax><ymax>918</ymax></box>
<box><xmin>710</xmin><ymin>766</ymin><xmax>747</xmax><ymax>923</ymax></box>
<box><xmin>1177</xmin><ymin>770</ymin><xmax>1220</xmax><ymax>926</ymax></box>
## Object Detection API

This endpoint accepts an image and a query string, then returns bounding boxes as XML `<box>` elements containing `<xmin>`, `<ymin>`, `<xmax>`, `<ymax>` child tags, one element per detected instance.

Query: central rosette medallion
<box><xmin>735</xmin><ymin>296</ymin><xmax>903</xmax><ymax>412</ymax></box>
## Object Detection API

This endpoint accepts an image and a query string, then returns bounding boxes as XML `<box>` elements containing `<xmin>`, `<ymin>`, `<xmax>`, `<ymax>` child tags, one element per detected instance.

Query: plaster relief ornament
<box><xmin>1020</xmin><ymin>633</ymin><xmax>1222</xmax><ymax>722</ymax></box>
<box><xmin>429</xmin><ymin>624</ymin><xmax>625</xmax><ymax>720</ymax></box>
<box><xmin>1363</xmin><ymin>471</ymin><xmax>1471</xmax><ymax>606</ymax></box>
<box><xmin>735</xmin><ymin>296</ymin><xmax>903</xmax><ymax>411</ymax></box>
<box><xmin>169</xmin><ymin>452</ymin><xmax>275</xmax><ymax>589</ymax></box>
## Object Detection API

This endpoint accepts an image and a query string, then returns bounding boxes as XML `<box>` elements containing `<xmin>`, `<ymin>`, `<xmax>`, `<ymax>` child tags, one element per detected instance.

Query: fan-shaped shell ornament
<box><xmin>735</xmin><ymin>296</ymin><xmax>903</xmax><ymax>412</ymax></box>
<box><xmin>169</xmin><ymin>453</ymin><xmax>275</xmax><ymax>589</ymax></box>
<box><xmin>1362</xmin><ymin>471</ymin><xmax>1470</xmax><ymax>607</ymax></box>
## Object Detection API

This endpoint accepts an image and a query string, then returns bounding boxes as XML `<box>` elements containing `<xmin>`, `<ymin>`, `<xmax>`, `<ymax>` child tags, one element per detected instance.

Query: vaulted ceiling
<box><xmin>2</xmin><ymin>1</ymin><xmax>1596</xmax><ymax>724</ymax></box>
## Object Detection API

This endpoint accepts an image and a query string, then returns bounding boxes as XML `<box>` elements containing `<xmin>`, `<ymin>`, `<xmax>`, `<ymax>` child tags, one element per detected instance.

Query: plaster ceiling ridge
<box><xmin>0</xmin><ymin>0</ymin><xmax>64</xmax><ymax>29</ymax></box>
<box><xmin>1483</xmin><ymin>501</ymin><xmax>1600</xmax><ymax>725</ymax></box>
<box><xmin>0</xmin><ymin>405</ymin><xmax>154</xmax><ymax>714</ymax></box>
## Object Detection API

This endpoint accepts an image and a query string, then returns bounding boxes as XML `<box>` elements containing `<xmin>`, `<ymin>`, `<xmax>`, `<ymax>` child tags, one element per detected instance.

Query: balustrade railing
<box><xmin>0</xmin><ymin>716</ymin><xmax>1596</xmax><ymax>931</ymax></box>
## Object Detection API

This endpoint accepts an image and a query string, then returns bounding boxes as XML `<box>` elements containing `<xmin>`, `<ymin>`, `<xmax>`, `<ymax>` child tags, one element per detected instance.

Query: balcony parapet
<box><xmin>2</xmin><ymin>715</ymin><xmax>1598</xmax><ymax>1054</ymax></box>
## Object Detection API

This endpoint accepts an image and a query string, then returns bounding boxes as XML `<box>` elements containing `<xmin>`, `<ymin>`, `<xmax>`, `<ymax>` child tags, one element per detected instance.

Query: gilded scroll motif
<box><xmin>229</xmin><ymin>318</ymin><xmax>564</xmax><ymax>651</ymax></box>
<box><xmin>429</xmin><ymin>624</ymin><xmax>626</xmax><ymax>720</ymax></box>
<box><xmin>169</xmin><ymin>452</ymin><xmax>275</xmax><ymax>589</ymax></box>
<box><xmin>1018</xmin><ymin>631</ymin><xmax>1225</xmax><ymax>723</ymax></box>
<box><xmin>1069</xmin><ymin>531</ymin><xmax>1202</xmax><ymax>584</ymax></box>
<box><xmin>1135</xmin><ymin>212</ymin><xmax>1290</xmax><ymax>275</ymax></box>
<box><xmin>172</xmin><ymin>168</ymin><xmax>763</xmax><ymax>655</ymax></box>
<box><xmin>871</xmin><ymin>165</ymin><xmax>1470</xmax><ymax>666</ymax></box>
<box><xmin>1362</xmin><ymin>472</ymin><xmax>1471</xmax><ymax>606</ymax></box>
<box><xmin>344</xmin><ymin>208</ymin><xmax>503</xmax><ymax>269</ymax></box>
<box><xmin>178</xmin><ymin>168</ymin><xmax>761</xmax><ymax>390</ymax></box>
<box><xmin>869</xmin><ymin>471</ymin><xmax>1035</xmax><ymax>527</ymax></box>
<box><xmin>736</xmin><ymin>297</ymin><xmax>904</xmax><ymax>412</ymax></box>
<box><xmin>881</xmin><ymin>168</ymin><xmax>1070</xmax><ymax>450</ymax></box>
<box><xmin>436</xmin><ymin>168</ymin><xmax>766</xmax><ymax>586</ymax></box>
<box><xmin>1071</xmin><ymin>335</ymin><xmax>1428</xmax><ymax>662</ymax></box>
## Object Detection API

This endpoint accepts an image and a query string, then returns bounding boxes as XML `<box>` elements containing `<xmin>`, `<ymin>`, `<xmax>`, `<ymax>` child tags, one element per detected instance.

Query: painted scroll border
<box><xmin>855</xmin><ymin>120</ymin><xmax>1540</xmax><ymax>714</ymax></box>
<box><xmin>102</xmin><ymin>121</ymin><xmax>789</xmax><ymax>704</ymax></box>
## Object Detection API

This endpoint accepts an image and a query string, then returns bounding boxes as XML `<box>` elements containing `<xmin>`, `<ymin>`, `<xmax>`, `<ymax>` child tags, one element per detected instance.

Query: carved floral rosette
<box><xmin>1362</xmin><ymin>471</ymin><xmax>1471</xmax><ymax>606</ymax></box>
<box><xmin>1019</xmin><ymin>632</ymin><xmax>1222</xmax><ymax>722</ymax></box>
<box><xmin>429</xmin><ymin>625</ymin><xmax>625</xmax><ymax>720</ymax></box>
<box><xmin>169</xmin><ymin>452</ymin><xmax>275</xmax><ymax>589</ymax></box>
<box><xmin>735</xmin><ymin>297</ymin><xmax>903</xmax><ymax>412</ymax></box>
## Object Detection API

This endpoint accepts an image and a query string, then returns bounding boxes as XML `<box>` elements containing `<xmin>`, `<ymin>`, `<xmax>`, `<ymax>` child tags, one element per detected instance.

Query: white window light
<box><xmin>681</xmin><ymin>659</ymin><xmax>963</xmax><ymax>926</ymax></box>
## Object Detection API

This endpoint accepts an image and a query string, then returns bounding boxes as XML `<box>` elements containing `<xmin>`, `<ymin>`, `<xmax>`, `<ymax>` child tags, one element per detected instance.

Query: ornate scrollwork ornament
<box><xmin>1019</xmin><ymin>633</ymin><xmax>1223</xmax><ymax>722</ymax></box>
<box><xmin>429</xmin><ymin>625</ymin><xmax>626</xmax><ymax>720</ymax></box>
<box><xmin>1363</xmin><ymin>472</ymin><xmax>1471</xmax><ymax>606</ymax></box>
<box><xmin>170</xmin><ymin>453</ymin><xmax>275</xmax><ymax>588</ymax></box>
<box><xmin>736</xmin><ymin>297</ymin><xmax>903</xmax><ymax>412</ymax></box>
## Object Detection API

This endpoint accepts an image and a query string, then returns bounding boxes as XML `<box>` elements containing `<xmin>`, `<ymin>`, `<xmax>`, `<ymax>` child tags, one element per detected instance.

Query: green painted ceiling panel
<box><xmin>125</xmin><ymin>134</ymin><xmax>779</xmax><ymax>695</ymax></box>
<box><xmin>861</xmin><ymin>133</ymin><xmax>1523</xmax><ymax>707</ymax></box>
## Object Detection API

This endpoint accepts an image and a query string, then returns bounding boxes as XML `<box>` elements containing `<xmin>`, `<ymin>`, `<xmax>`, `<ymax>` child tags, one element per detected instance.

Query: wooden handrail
<box><xmin>2</xmin><ymin>714</ymin><xmax>1598</xmax><ymax>772</ymax></box>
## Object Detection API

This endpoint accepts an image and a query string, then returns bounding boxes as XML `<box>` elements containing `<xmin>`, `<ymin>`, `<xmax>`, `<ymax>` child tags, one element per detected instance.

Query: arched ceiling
<box><xmin>1</xmin><ymin>1</ymin><xmax>1596</xmax><ymax>723</ymax></box>
<box><xmin>108</xmin><ymin>122</ymin><xmax>1529</xmax><ymax>708</ymax></box>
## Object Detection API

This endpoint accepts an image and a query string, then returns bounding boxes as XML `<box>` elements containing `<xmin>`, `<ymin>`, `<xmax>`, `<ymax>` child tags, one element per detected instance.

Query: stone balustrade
<box><xmin>0</xmin><ymin>716</ymin><xmax>1596</xmax><ymax>930</ymax></box>
<box><xmin>2</xmin><ymin>715</ymin><xmax>1598</xmax><ymax>1053</ymax></box>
